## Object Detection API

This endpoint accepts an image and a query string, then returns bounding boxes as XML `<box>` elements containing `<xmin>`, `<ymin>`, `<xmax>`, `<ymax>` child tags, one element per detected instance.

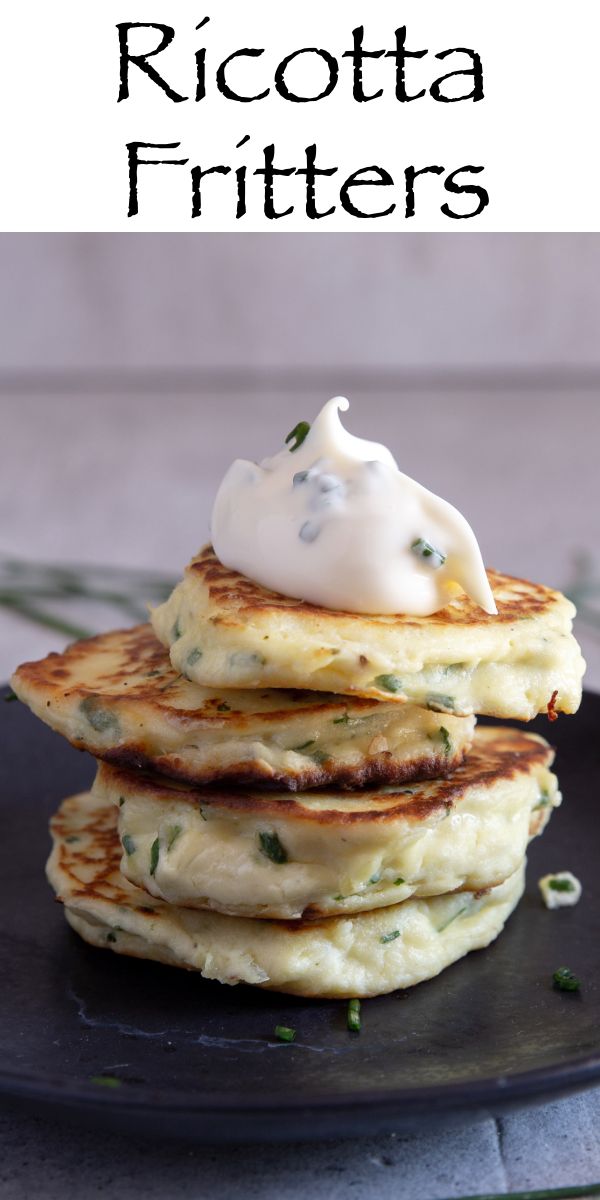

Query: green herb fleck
<box><xmin>4</xmin><ymin>690</ymin><xmax>18</xmax><ymax>703</ymax></box>
<box><xmin>347</xmin><ymin>998</ymin><xmax>361</xmax><ymax>1033</ymax></box>
<box><xmin>380</xmin><ymin>930</ymin><xmax>400</xmax><ymax>944</ymax></box>
<box><xmin>393</xmin><ymin>876</ymin><xmax>405</xmax><ymax>886</ymax></box>
<box><xmin>146</xmin><ymin>669</ymin><xmax>162</xmax><ymax>678</ymax></box>
<box><xmin>426</xmin><ymin>693</ymin><xmax>456</xmax><ymax>713</ymax></box>
<box><xmin>411</xmin><ymin>538</ymin><xmax>446</xmax><ymax>568</ymax></box>
<box><xmin>217</xmin><ymin>702</ymin><xmax>231</xmax><ymax>712</ymax></box>
<box><xmin>121</xmin><ymin>834</ymin><xmax>136</xmax><ymax>856</ymax></box>
<box><xmin>106</xmin><ymin>931</ymin><xmax>117</xmax><ymax>944</ymax></box>
<box><xmin>186</xmin><ymin>648</ymin><xmax>202</xmax><ymax>667</ymax></box>
<box><xmin>259</xmin><ymin>831</ymin><xmax>288</xmax><ymax>864</ymax></box>
<box><xmin>80</xmin><ymin>696</ymin><xmax>120</xmax><ymax>735</ymax></box>
<box><xmin>333</xmin><ymin>712</ymin><xmax>350</xmax><ymax>725</ymax></box>
<box><xmin>293</xmin><ymin>740</ymin><xmax>315</xmax><ymax>753</ymax></box>
<box><xmin>119</xmin><ymin>797</ymin><xmax>125</xmax><ymax>808</ymax></box>
<box><xmin>274</xmin><ymin>1025</ymin><xmax>296</xmax><ymax>1043</ymax></box>
<box><xmin>285</xmin><ymin>421</ymin><xmax>311</xmax><ymax>452</ymax></box>
<box><xmin>439</xmin><ymin>726</ymin><xmax>452</xmax><ymax>756</ymax></box>
<box><xmin>368</xmin><ymin>872</ymin><xmax>381</xmax><ymax>886</ymax></box>
<box><xmin>150</xmin><ymin>838</ymin><xmax>160</xmax><ymax>876</ymax></box>
<box><xmin>553</xmin><ymin>966</ymin><xmax>581</xmax><ymax>992</ymax></box>
<box><xmin>311</xmin><ymin>749</ymin><xmax>329</xmax><ymax>765</ymax></box>
<box><xmin>167</xmin><ymin>825</ymin><xmax>182</xmax><ymax>852</ymax></box>
<box><xmin>199</xmin><ymin>806</ymin><xmax>207</xmax><ymax>821</ymax></box>
<box><xmin>172</xmin><ymin>618</ymin><xmax>182</xmax><ymax>640</ymax></box>
<box><xmin>293</xmin><ymin>470</ymin><xmax>310</xmax><ymax>486</ymax></box>
<box><xmin>65</xmin><ymin>835</ymin><xmax>80</xmax><ymax>844</ymax></box>
<box><xmin>90</xmin><ymin>1075</ymin><xmax>122</xmax><ymax>1089</ymax></box>
<box><xmin>549</xmin><ymin>877</ymin><xmax>576</xmax><ymax>893</ymax></box>
<box><xmin>374</xmin><ymin>674</ymin><xmax>403</xmax><ymax>694</ymax></box>
<box><xmin>533</xmin><ymin>788</ymin><xmax>551</xmax><ymax>811</ymax></box>
<box><xmin>437</xmin><ymin>903</ymin><xmax>469</xmax><ymax>933</ymax></box>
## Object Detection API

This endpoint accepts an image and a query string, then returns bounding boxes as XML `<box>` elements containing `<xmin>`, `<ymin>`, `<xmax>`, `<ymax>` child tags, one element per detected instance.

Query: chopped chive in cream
<box><xmin>393</xmin><ymin>877</ymin><xmax>405</xmax><ymax>886</ymax></box>
<box><xmin>217</xmin><ymin>702</ymin><xmax>231</xmax><ymax>712</ymax></box>
<box><xmin>172</xmin><ymin>619</ymin><xmax>182</xmax><ymax>640</ymax></box>
<box><xmin>380</xmin><ymin>930</ymin><xmax>400</xmax><ymax>944</ymax></box>
<box><xmin>167</xmin><ymin>825</ymin><xmax>182</xmax><ymax>851</ymax></box>
<box><xmin>118</xmin><ymin>797</ymin><xmax>125</xmax><ymax>808</ymax></box>
<box><xmin>439</xmin><ymin>727</ymin><xmax>452</xmax><ymax>756</ymax></box>
<box><xmin>293</xmin><ymin>470</ymin><xmax>310</xmax><ymax>486</ymax></box>
<box><xmin>79</xmin><ymin>697</ymin><xmax>120</xmax><ymax>735</ymax></box>
<box><xmin>150</xmin><ymin>838</ymin><xmax>160</xmax><ymax>876</ymax></box>
<box><xmin>274</xmin><ymin>1025</ymin><xmax>296</xmax><ymax>1043</ymax></box>
<box><xmin>549</xmin><ymin>877</ymin><xmax>576</xmax><ymax>893</ymax></box>
<box><xmin>368</xmin><ymin>872</ymin><xmax>381</xmax><ymax>886</ymax></box>
<box><xmin>333</xmin><ymin>712</ymin><xmax>350</xmax><ymax>725</ymax></box>
<box><xmin>259</xmin><ymin>831</ymin><xmax>288</xmax><ymax>864</ymax></box>
<box><xmin>347</xmin><ymin>998</ymin><xmax>361</xmax><ymax>1032</ymax></box>
<box><xmin>411</xmin><ymin>538</ymin><xmax>446</xmax><ymax>569</ymax></box>
<box><xmin>90</xmin><ymin>1075</ymin><xmax>122</xmax><ymax>1089</ymax></box>
<box><xmin>311</xmin><ymin>749</ymin><xmax>329</xmax><ymax>765</ymax></box>
<box><xmin>533</xmin><ymin>788</ymin><xmax>551</xmax><ymax>811</ymax></box>
<box><xmin>437</xmin><ymin>904</ymin><xmax>469</xmax><ymax>933</ymax></box>
<box><xmin>293</xmin><ymin>740</ymin><xmax>315</xmax><ymax>752</ymax></box>
<box><xmin>65</xmin><ymin>836</ymin><xmax>80</xmax><ymax>844</ymax></box>
<box><xmin>121</xmin><ymin>834</ymin><xmax>136</xmax><ymax>856</ymax></box>
<box><xmin>299</xmin><ymin>521</ymin><xmax>320</xmax><ymax>543</ymax></box>
<box><xmin>553</xmin><ymin>966</ymin><xmax>581</xmax><ymax>992</ymax></box>
<box><xmin>374</xmin><ymin>674</ymin><xmax>403</xmax><ymax>694</ymax></box>
<box><xmin>186</xmin><ymin>648</ymin><xmax>202</xmax><ymax>667</ymax></box>
<box><xmin>285</xmin><ymin>421</ymin><xmax>311</xmax><ymax>452</ymax></box>
<box><xmin>106</xmin><ymin>931</ymin><xmax>117</xmax><ymax>944</ymax></box>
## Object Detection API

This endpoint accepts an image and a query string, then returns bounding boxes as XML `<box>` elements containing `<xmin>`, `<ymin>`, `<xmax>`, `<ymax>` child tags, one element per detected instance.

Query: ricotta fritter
<box><xmin>151</xmin><ymin>546</ymin><xmax>585</xmax><ymax>720</ymax></box>
<box><xmin>94</xmin><ymin>726</ymin><xmax>558</xmax><ymax>920</ymax></box>
<box><xmin>47</xmin><ymin>789</ymin><xmax>526</xmax><ymax>999</ymax></box>
<box><xmin>11</xmin><ymin>626</ymin><xmax>474</xmax><ymax>790</ymax></box>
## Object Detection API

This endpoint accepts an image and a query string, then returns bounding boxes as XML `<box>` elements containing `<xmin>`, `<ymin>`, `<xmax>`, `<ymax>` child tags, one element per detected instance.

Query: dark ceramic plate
<box><xmin>1</xmin><ymin>686</ymin><xmax>599</xmax><ymax>1142</ymax></box>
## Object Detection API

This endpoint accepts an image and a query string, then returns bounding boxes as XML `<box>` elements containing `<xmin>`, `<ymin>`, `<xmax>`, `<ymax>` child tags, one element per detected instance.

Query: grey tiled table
<box><xmin>1</xmin><ymin>388</ymin><xmax>599</xmax><ymax>1198</ymax></box>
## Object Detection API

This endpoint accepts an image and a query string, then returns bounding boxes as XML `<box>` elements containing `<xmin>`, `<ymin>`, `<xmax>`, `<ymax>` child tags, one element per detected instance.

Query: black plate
<box><xmin>1</xmin><ymin>686</ymin><xmax>599</xmax><ymax>1142</ymax></box>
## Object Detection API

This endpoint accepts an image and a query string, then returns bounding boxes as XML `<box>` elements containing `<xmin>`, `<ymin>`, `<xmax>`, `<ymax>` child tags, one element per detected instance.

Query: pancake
<box><xmin>150</xmin><ymin>546</ymin><xmax>585</xmax><ymax>720</ymax></box>
<box><xmin>47</xmin><ymin>790</ymin><xmax>526</xmax><ymax>999</ymax></box>
<box><xmin>94</xmin><ymin>726</ymin><xmax>557</xmax><ymax>920</ymax></box>
<box><xmin>11</xmin><ymin>626</ymin><xmax>474</xmax><ymax>790</ymax></box>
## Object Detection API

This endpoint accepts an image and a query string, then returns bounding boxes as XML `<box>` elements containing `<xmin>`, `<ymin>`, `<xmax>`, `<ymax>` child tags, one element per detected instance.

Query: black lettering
<box><xmin>216</xmin><ymin>49</ymin><xmax>269</xmax><ymax>102</ymax></box>
<box><xmin>404</xmin><ymin>164</ymin><xmax>444</xmax><ymax>218</ymax></box>
<box><xmin>385</xmin><ymin>27</ymin><xmax>427</xmax><ymax>101</ymax></box>
<box><xmin>191</xmin><ymin>164</ymin><xmax>232</xmax><ymax>217</ymax></box>
<box><xmin>295</xmin><ymin>144</ymin><xmax>337</xmax><ymax>219</ymax></box>
<box><xmin>126</xmin><ymin>142</ymin><xmax>189</xmax><ymax>217</ymax></box>
<box><xmin>254</xmin><ymin>144</ymin><xmax>295</xmax><ymax>218</ymax></box>
<box><xmin>275</xmin><ymin>48</ymin><xmax>338</xmax><ymax>103</ymax></box>
<box><xmin>340</xmin><ymin>167</ymin><xmax>395</xmax><ymax>218</ymax></box>
<box><xmin>235</xmin><ymin>135</ymin><xmax>250</xmax><ymax>219</ymax></box>
<box><xmin>342</xmin><ymin>26</ymin><xmax>385</xmax><ymax>101</ymax></box>
<box><xmin>441</xmin><ymin>166</ymin><xmax>489</xmax><ymax>219</ymax></box>
<box><xmin>195</xmin><ymin>16</ymin><xmax>210</xmax><ymax>102</ymax></box>
<box><xmin>117</xmin><ymin>23</ymin><xmax>186</xmax><ymax>103</ymax></box>
<box><xmin>431</xmin><ymin>48</ymin><xmax>484</xmax><ymax>102</ymax></box>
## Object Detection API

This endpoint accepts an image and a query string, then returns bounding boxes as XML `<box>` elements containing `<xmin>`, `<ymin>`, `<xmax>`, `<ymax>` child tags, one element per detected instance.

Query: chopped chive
<box><xmin>106</xmin><ymin>931</ymin><xmax>117</xmax><ymax>944</ymax></box>
<box><xmin>4</xmin><ymin>690</ymin><xmax>17</xmax><ymax>703</ymax></box>
<box><xmin>199</xmin><ymin>806</ymin><xmax>207</xmax><ymax>821</ymax></box>
<box><xmin>333</xmin><ymin>712</ymin><xmax>350</xmax><ymax>725</ymax></box>
<box><xmin>90</xmin><ymin>1075</ymin><xmax>122</xmax><ymax>1089</ymax></box>
<box><xmin>150</xmin><ymin>838</ymin><xmax>160</xmax><ymax>876</ymax></box>
<box><xmin>292</xmin><ymin>470</ymin><xmax>310</xmax><ymax>486</ymax></box>
<box><xmin>374</xmin><ymin>674</ymin><xmax>403</xmax><ymax>694</ymax></box>
<box><xmin>285</xmin><ymin>421</ymin><xmax>310</xmax><ymax>452</ymax></box>
<box><xmin>368</xmin><ymin>872</ymin><xmax>381</xmax><ymax>886</ymax></box>
<box><xmin>166</xmin><ymin>825</ymin><xmax>182</xmax><ymax>851</ymax></box>
<box><xmin>274</xmin><ymin>1025</ymin><xmax>296</xmax><ymax>1043</ymax></box>
<box><xmin>293</xmin><ymin>740</ymin><xmax>315</xmax><ymax>752</ymax></box>
<box><xmin>553</xmin><ymin>966</ymin><xmax>581</xmax><ymax>992</ymax></box>
<box><xmin>311</xmin><ymin>749</ymin><xmax>329</xmax><ymax>765</ymax></box>
<box><xmin>299</xmin><ymin>521</ymin><xmax>320</xmax><ymax>543</ymax></box>
<box><xmin>79</xmin><ymin>696</ymin><xmax>120</xmax><ymax>735</ymax></box>
<box><xmin>549</xmin><ymin>877</ymin><xmax>576</xmax><ymax>893</ymax></box>
<box><xmin>347</xmin><ymin>998</ymin><xmax>361</xmax><ymax>1032</ymax></box>
<box><xmin>393</xmin><ymin>877</ymin><xmax>405</xmax><ymax>886</ymax></box>
<box><xmin>259</xmin><ymin>831</ymin><xmax>288</xmax><ymax>864</ymax></box>
<box><xmin>380</xmin><ymin>930</ymin><xmax>400</xmax><ymax>944</ymax></box>
<box><xmin>146</xmin><ymin>669</ymin><xmax>162</xmax><ymax>678</ymax></box>
<box><xmin>186</xmin><ymin>648</ymin><xmax>202</xmax><ymax>667</ymax></box>
<box><xmin>65</xmin><ymin>835</ymin><xmax>80</xmax><ymax>844</ymax></box>
<box><xmin>533</xmin><ymin>788</ymin><xmax>551</xmax><ymax>811</ymax></box>
<box><xmin>439</xmin><ymin>726</ymin><xmax>452</xmax><ymax>756</ymax></box>
<box><xmin>217</xmin><ymin>702</ymin><xmax>231</xmax><ymax>712</ymax></box>
<box><xmin>411</xmin><ymin>538</ymin><xmax>446</xmax><ymax>568</ymax></box>
<box><xmin>121</xmin><ymin>834</ymin><xmax>136</xmax><ymax>856</ymax></box>
<box><xmin>172</xmin><ymin>619</ymin><xmax>182</xmax><ymax>640</ymax></box>
<box><xmin>426</xmin><ymin>693</ymin><xmax>456</xmax><ymax>713</ymax></box>
<box><xmin>437</xmin><ymin>904</ymin><xmax>469</xmax><ymax>933</ymax></box>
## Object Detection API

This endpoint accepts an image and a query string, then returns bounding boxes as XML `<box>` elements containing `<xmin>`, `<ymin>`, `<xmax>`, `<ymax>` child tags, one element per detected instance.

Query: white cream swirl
<box><xmin>211</xmin><ymin>397</ymin><xmax>496</xmax><ymax>616</ymax></box>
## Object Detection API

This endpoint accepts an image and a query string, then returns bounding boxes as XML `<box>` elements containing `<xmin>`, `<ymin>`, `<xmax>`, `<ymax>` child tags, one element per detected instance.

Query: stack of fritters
<box><xmin>13</xmin><ymin>547</ymin><xmax>585</xmax><ymax>998</ymax></box>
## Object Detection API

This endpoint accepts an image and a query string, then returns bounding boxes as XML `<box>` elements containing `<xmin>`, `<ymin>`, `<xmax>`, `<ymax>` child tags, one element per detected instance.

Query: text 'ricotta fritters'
<box><xmin>151</xmin><ymin>546</ymin><xmax>585</xmax><ymax>720</ymax></box>
<box><xmin>47</xmin><ymin>789</ymin><xmax>526</xmax><ymax>1000</ymax></box>
<box><xmin>94</xmin><ymin>726</ymin><xmax>558</xmax><ymax>921</ymax></box>
<box><xmin>11</xmin><ymin>625</ymin><xmax>475</xmax><ymax>790</ymax></box>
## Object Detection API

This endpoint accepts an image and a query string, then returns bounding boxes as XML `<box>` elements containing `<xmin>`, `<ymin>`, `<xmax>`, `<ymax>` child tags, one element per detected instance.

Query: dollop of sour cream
<box><xmin>211</xmin><ymin>397</ymin><xmax>497</xmax><ymax>616</ymax></box>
